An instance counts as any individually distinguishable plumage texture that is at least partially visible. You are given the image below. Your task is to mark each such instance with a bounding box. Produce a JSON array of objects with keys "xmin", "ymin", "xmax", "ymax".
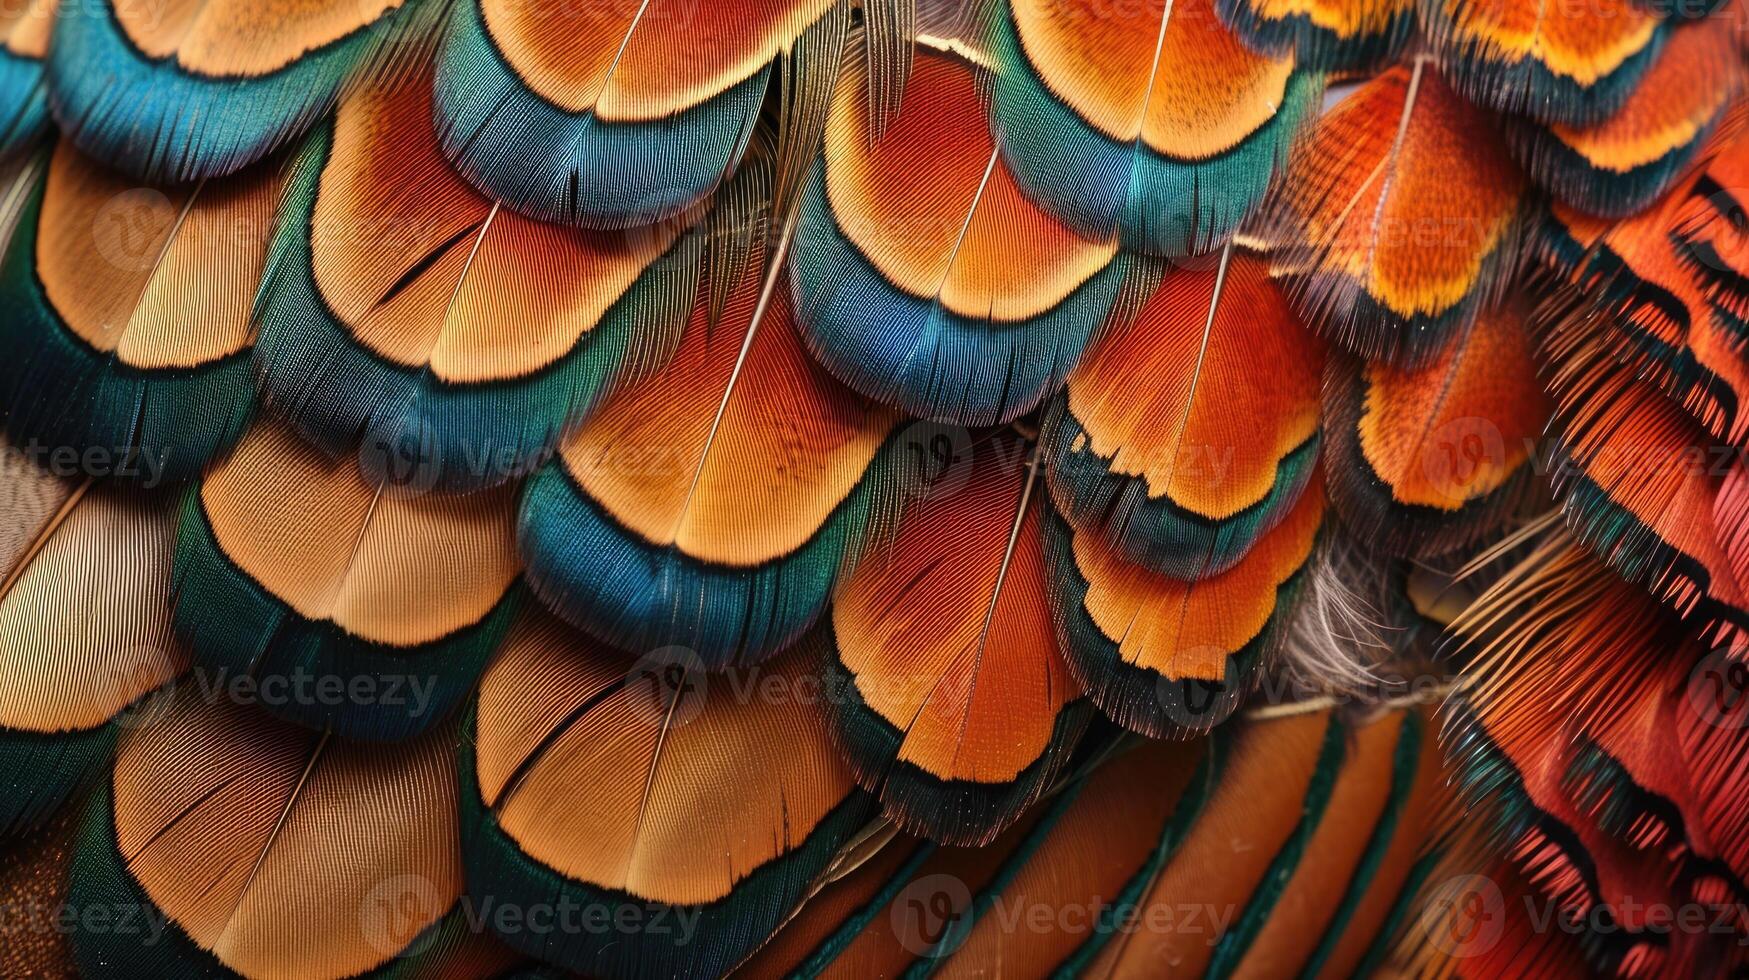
[
  {"xmin": 0, "ymin": 0, "xmax": 53, "ymax": 158},
  {"xmin": 740, "ymin": 703, "xmax": 1447, "ymax": 978},
  {"xmin": 1443, "ymin": 538, "xmax": 1749, "ymax": 974},
  {"xmin": 1507, "ymin": 15, "xmax": 1745, "ymax": 218},
  {"xmin": 1421, "ymin": 0, "xmax": 1668, "ymax": 126},
  {"xmin": 1255, "ymin": 59, "xmax": 1527, "ymax": 367},
  {"xmin": 46, "ymin": 0, "xmax": 426, "ymax": 182},
  {"xmin": 988, "ymin": 0, "xmax": 1322, "ymax": 256},
  {"xmin": 2, "ymin": 0, "xmax": 1748, "ymax": 976},
  {"xmin": 175, "ymin": 418, "xmax": 523, "ymax": 741},
  {"xmin": 792, "ymin": 37, "xmax": 1127, "ymax": 425},
  {"xmin": 433, "ymin": 0, "xmax": 847, "ymax": 229},
  {"xmin": 70, "ymin": 689, "xmax": 500, "ymax": 977},
  {"xmin": 463, "ymin": 609, "xmax": 872, "ymax": 980},
  {"xmin": 0, "ymin": 142, "xmax": 267, "ymax": 484},
  {"xmin": 1042, "ymin": 248, "xmax": 1325, "ymax": 580},
  {"xmin": 518, "ymin": 159, "xmax": 902, "ymax": 667},
  {"xmin": 0, "ymin": 438, "xmax": 185, "ymax": 835},
  {"xmin": 1323, "ymin": 296, "xmax": 1550, "ymax": 556},
  {"xmin": 256, "ymin": 53, "xmax": 705, "ymax": 491},
  {"xmin": 1538, "ymin": 298, "xmax": 1749, "ymax": 645},
  {"xmin": 1539, "ymin": 117, "xmax": 1749, "ymax": 445},
  {"xmin": 1215, "ymin": 0, "xmax": 1415, "ymax": 71},
  {"xmin": 1047, "ymin": 472, "xmax": 1328, "ymax": 737},
  {"xmin": 821, "ymin": 431, "xmax": 1088, "ymax": 846}
]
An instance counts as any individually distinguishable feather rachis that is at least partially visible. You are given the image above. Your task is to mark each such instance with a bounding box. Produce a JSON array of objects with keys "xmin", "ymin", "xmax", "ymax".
[
  {"xmin": 463, "ymin": 609, "xmax": 873, "ymax": 980},
  {"xmin": 1257, "ymin": 59, "xmax": 1527, "ymax": 368},
  {"xmin": 792, "ymin": 37, "xmax": 1126, "ymax": 424},
  {"xmin": 518, "ymin": 149, "xmax": 902, "ymax": 667},
  {"xmin": 255, "ymin": 52, "xmax": 708, "ymax": 491},
  {"xmin": 1043, "ymin": 247, "xmax": 1324, "ymax": 580},
  {"xmin": 823, "ymin": 431, "xmax": 1090, "ymax": 846},
  {"xmin": 989, "ymin": 0, "xmax": 1322, "ymax": 256}
]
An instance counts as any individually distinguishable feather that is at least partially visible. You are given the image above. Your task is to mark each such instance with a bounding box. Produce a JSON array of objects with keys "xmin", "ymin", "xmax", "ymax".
[
  {"xmin": 791, "ymin": 37, "xmax": 1127, "ymax": 425},
  {"xmin": 745, "ymin": 705, "xmax": 1446, "ymax": 979},
  {"xmin": 1421, "ymin": 0, "xmax": 1668, "ymax": 126},
  {"xmin": 1537, "ymin": 118, "xmax": 1749, "ymax": 447},
  {"xmin": 432, "ymin": 0, "xmax": 847, "ymax": 228},
  {"xmin": 1255, "ymin": 59, "xmax": 1527, "ymax": 368},
  {"xmin": 460, "ymin": 608, "xmax": 874, "ymax": 980},
  {"xmin": 1403, "ymin": 857, "xmax": 1614, "ymax": 979},
  {"xmin": 729, "ymin": 831, "xmax": 941, "ymax": 978},
  {"xmin": 0, "ymin": 438, "xmax": 185, "ymax": 836},
  {"xmin": 255, "ymin": 54, "xmax": 709, "ymax": 493},
  {"xmin": 1537, "ymin": 297, "xmax": 1749, "ymax": 646},
  {"xmin": 1274, "ymin": 531, "xmax": 1400, "ymax": 694},
  {"xmin": 819, "ymin": 430, "xmax": 1091, "ymax": 847},
  {"xmin": 1045, "ymin": 473, "xmax": 1327, "ymax": 738},
  {"xmin": 1678, "ymin": 648, "xmax": 1749, "ymax": 899},
  {"xmin": 1182, "ymin": 710, "xmax": 1425, "ymax": 980},
  {"xmin": 862, "ymin": 0, "xmax": 918, "ymax": 133},
  {"xmin": 0, "ymin": 0, "xmax": 53, "ymax": 158},
  {"xmin": 1323, "ymin": 295, "xmax": 1550, "ymax": 557},
  {"xmin": 1042, "ymin": 247, "xmax": 1325, "ymax": 581},
  {"xmin": 1213, "ymin": 0, "xmax": 1415, "ymax": 72},
  {"xmin": 173, "ymin": 418, "xmax": 522, "ymax": 741},
  {"xmin": 517, "ymin": 194, "xmax": 902, "ymax": 669},
  {"xmin": 736, "ymin": 803, "xmax": 1087, "ymax": 978},
  {"xmin": 46, "ymin": 0, "xmax": 431, "ymax": 183},
  {"xmin": 1508, "ymin": 18, "xmax": 1744, "ymax": 218},
  {"xmin": 1672, "ymin": 127, "xmax": 1749, "ymax": 357},
  {"xmin": 0, "ymin": 141, "xmax": 272, "ymax": 486},
  {"xmin": 67, "ymin": 688, "xmax": 491, "ymax": 978},
  {"xmin": 1443, "ymin": 540, "xmax": 1749, "ymax": 973},
  {"xmin": 988, "ymin": 0, "xmax": 1322, "ymax": 257}
]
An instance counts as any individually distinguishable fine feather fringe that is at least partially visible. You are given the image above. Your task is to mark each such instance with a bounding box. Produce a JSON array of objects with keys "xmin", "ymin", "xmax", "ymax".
[
  {"xmin": 1256, "ymin": 57, "xmax": 1529, "ymax": 368},
  {"xmin": 1275, "ymin": 530, "xmax": 1395, "ymax": 698},
  {"xmin": 0, "ymin": 147, "xmax": 38, "ymax": 258},
  {"xmin": 861, "ymin": 0, "xmax": 918, "ymax": 136},
  {"xmin": 775, "ymin": 3, "xmax": 853, "ymax": 223}
]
